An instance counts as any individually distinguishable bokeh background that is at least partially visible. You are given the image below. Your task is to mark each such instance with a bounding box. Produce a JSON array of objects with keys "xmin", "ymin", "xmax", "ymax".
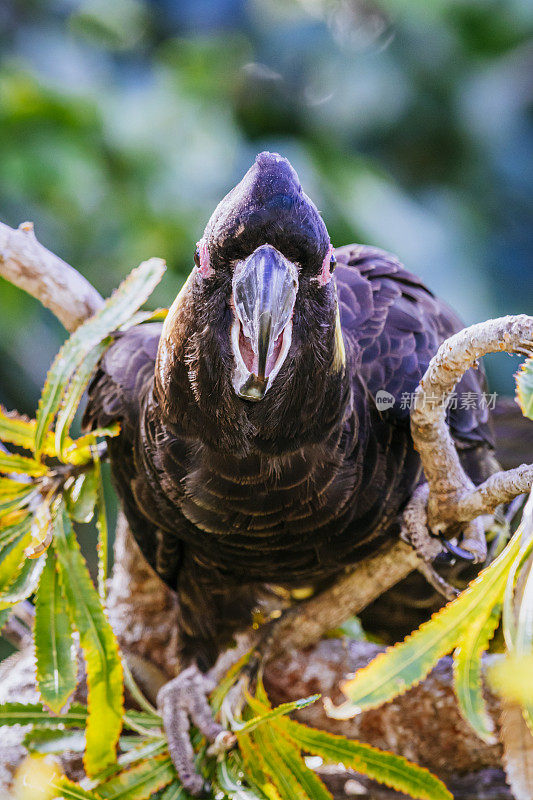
[{"xmin": 1, "ymin": 0, "xmax": 532, "ymax": 414}]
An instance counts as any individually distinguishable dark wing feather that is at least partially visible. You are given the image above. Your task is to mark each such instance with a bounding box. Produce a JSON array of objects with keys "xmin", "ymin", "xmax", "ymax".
[
  {"xmin": 83, "ymin": 323, "xmax": 184, "ymax": 579},
  {"xmin": 335, "ymin": 244, "xmax": 498, "ymax": 484}
]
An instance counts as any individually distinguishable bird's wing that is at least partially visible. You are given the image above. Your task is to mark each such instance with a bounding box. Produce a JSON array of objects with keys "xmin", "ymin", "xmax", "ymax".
[
  {"xmin": 83, "ymin": 323, "xmax": 183, "ymax": 583},
  {"xmin": 334, "ymin": 244, "xmax": 498, "ymax": 484}
]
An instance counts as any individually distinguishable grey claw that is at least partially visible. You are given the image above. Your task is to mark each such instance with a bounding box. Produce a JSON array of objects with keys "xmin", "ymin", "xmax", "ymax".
[{"xmin": 157, "ymin": 664, "xmax": 226, "ymax": 796}]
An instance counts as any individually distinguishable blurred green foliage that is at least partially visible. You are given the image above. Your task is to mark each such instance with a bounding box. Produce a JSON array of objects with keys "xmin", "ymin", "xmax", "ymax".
[{"xmin": 1, "ymin": 0, "xmax": 532, "ymax": 416}]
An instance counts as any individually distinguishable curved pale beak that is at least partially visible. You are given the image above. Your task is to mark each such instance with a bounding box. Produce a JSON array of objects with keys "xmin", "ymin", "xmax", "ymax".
[{"xmin": 231, "ymin": 244, "xmax": 298, "ymax": 401}]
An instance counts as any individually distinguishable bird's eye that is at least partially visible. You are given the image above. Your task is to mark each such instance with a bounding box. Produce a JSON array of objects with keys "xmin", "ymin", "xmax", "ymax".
[
  {"xmin": 330, "ymin": 253, "xmax": 337, "ymax": 273},
  {"xmin": 194, "ymin": 247, "xmax": 201, "ymax": 268}
]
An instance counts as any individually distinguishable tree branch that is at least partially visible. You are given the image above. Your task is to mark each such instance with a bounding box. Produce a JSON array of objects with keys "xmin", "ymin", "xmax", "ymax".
[
  {"xmin": 411, "ymin": 316, "xmax": 533, "ymax": 534},
  {"xmin": 0, "ymin": 220, "xmax": 103, "ymax": 331}
]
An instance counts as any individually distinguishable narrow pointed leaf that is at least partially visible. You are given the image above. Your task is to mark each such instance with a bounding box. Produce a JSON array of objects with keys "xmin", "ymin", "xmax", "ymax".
[
  {"xmin": 237, "ymin": 694, "xmax": 319, "ymax": 733},
  {"xmin": 24, "ymin": 728, "xmax": 86, "ymax": 754},
  {"xmin": 55, "ymin": 339, "xmax": 111, "ymax": 459},
  {"xmin": 94, "ymin": 755, "xmax": 175, "ymax": 799},
  {"xmin": 252, "ymin": 721, "xmax": 312, "ymax": 800},
  {"xmin": 53, "ymin": 504, "xmax": 123, "ymax": 775},
  {"xmin": 234, "ymin": 740, "xmax": 283, "ymax": 800},
  {"xmin": 0, "ymin": 450, "xmax": 47, "ymax": 476},
  {"xmin": 51, "ymin": 776, "xmax": 101, "ymax": 800},
  {"xmin": 247, "ymin": 693, "xmax": 452, "ymax": 800},
  {"xmin": 0, "ymin": 550, "xmax": 46, "ymax": 609},
  {"xmin": 0, "ymin": 526, "xmax": 32, "ymax": 595},
  {"xmin": 0, "ymin": 486, "xmax": 36, "ymax": 515},
  {"xmin": 0, "ymin": 476, "xmax": 33, "ymax": 495},
  {"xmin": 35, "ymin": 550, "xmax": 77, "ymax": 713},
  {"xmin": 0, "ymin": 702, "xmax": 88, "ymax": 727},
  {"xmin": 35, "ymin": 257, "xmax": 165, "ymax": 455},
  {"xmin": 327, "ymin": 528, "xmax": 523, "ymax": 718},
  {"xmin": 453, "ymin": 602, "xmax": 502, "ymax": 744},
  {"xmin": 0, "ymin": 517, "xmax": 31, "ymax": 549},
  {"xmin": 0, "ymin": 407, "xmax": 36, "ymax": 450},
  {"xmin": 94, "ymin": 450, "xmax": 108, "ymax": 601}
]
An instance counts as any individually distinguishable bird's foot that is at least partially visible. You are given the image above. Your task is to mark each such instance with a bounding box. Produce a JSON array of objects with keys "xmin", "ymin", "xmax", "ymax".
[{"xmin": 157, "ymin": 664, "xmax": 236, "ymax": 797}]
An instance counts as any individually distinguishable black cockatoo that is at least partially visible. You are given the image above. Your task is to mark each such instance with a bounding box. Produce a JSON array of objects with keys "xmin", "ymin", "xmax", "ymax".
[{"xmin": 84, "ymin": 152, "xmax": 498, "ymax": 793}]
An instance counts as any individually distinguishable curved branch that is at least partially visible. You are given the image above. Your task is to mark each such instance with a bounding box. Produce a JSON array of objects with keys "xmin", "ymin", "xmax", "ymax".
[
  {"xmin": 411, "ymin": 315, "xmax": 533, "ymax": 531},
  {"xmin": 0, "ymin": 220, "xmax": 103, "ymax": 332}
]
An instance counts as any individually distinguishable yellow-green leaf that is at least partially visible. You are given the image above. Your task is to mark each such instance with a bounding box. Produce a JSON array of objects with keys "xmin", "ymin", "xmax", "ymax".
[
  {"xmin": 51, "ymin": 776, "xmax": 101, "ymax": 800},
  {"xmin": 95, "ymin": 755, "xmax": 176, "ymax": 800},
  {"xmin": 453, "ymin": 602, "xmax": 502, "ymax": 744},
  {"xmin": 53, "ymin": 503, "xmax": 124, "ymax": 776},
  {"xmin": 248, "ymin": 693, "xmax": 451, "ymax": 800},
  {"xmin": 237, "ymin": 694, "xmax": 319, "ymax": 733},
  {"xmin": 0, "ymin": 526, "xmax": 32, "ymax": 596},
  {"xmin": 327, "ymin": 528, "xmax": 523, "ymax": 718},
  {"xmin": 55, "ymin": 339, "xmax": 111, "ymax": 460},
  {"xmin": 0, "ymin": 702, "xmax": 88, "ymax": 727},
  {"xmin": 35, "ymin": 258, "xmax": 165, "ymax": 456},
  {"xmin": 516, "ymin": 357, "xmax": 533, "ymax": 420},
  {"xmin": 0, "ymin": 550, "xmax": 46, "ymax": 609},
  {"xmin": 0, "ymin": 407, "xmax": 36, "ymax": 451},
  {"xmin": 237, "ymin": 733, "xmax": 283, "ymax": 800},
  {"xmin": 0, "ymin": 450, "xmax": 47, "ymax": 476},
  {"xmin": 35, "ymin": 550, "xmax": 77, "ymax": 713}
]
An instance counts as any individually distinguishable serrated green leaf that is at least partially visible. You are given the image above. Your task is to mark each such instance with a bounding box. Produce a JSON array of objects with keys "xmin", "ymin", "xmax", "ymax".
[
  {"xmin": 251, "ymin": 720, "xmax": 311, "ymax": 800},
  {"xmin": 35, "ymin": 550, "xmax": 77, "ymax": 713},
  {"xmin": 35, "ymin": 258, "xmax": 165, "ymax": 456},
  {"xmin": 51, "ymin": 776, "xmax": 102, "ymax": 800},
  {"xmin": 0, "ymin": 550, "xmax": 46, "ymax": 609},
  {"xmin": 53, "ymin": 503, "xmax": 124, "ymax": 775},
  {"xmin": 0, "ymin": 516, "xmax": 31, "ymax": 549},
  {"xmin": 94, "ymin": 449, "xmax": 108, "ymax": 602},
  {"xmin": 516, "ymin": 357, "xmax": 533, "ymax": 420},
  {"xmin": 24, "ymin": 727, "xmax": 86, "ymax": 754},
  {"xmin": 0, "ymin": 476, "xmax": 33, "ymax": 495},
  {"xmin": 248, "ymin": 692, "xmax": 452, "ymax": 800},
  {"xmin": 0, "ymin": 526, "xmax": 32, "ymax": 595},
  {"xmin": 236, "ymin": 735, "xmax": 282, "ymax": 800},
  {"xmin": 0, "ymin": 485, "xmax": 37, "ymax": 515},
  {"xmin": 86, "ymin": 739, "xmax": 167, "ymax": 786},
  {"xmin": 66, "ymin": 470, "xmax": 98, "ymax": 524},
  {"xmin": 0, "ymin": 449, "xmax": 47, "ymax": 476},
  {"xmin": 236, "ymin": 694, "xmax": 319, "ymax": 734},
  {"xmin": 0, "ymin": 702, "xmax": 87, "ymax": 726},
  {"xmin": 453, "ymin": 602, "xmax": 502, "ymax": 744},
  {"xmin": 94, "ymin": 755, "xmax": 175, "ymax": 799},
  {"xmin": 55, "ymin": 339, "xmax": 111, "ymax": 460},
  {"xmin": 269, "ymin": 738, "xmax": 333, "ymax": 800},
  {"xmin": 0, "ymin": 406, "xmax": 36, "ymax": 450},
  {"xmin": 327, "ymin": 527, "xmax": 523, "ymax": 718}
]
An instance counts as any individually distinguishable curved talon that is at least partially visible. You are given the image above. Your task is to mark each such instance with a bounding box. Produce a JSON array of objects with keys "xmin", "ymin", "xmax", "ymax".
[{"xmin": 439, "ymin": 535, "xmax": 476, "ymax": 562}]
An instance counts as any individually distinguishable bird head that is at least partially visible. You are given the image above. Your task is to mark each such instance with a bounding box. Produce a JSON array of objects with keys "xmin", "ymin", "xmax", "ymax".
[{"xmin": 156, "ymin": 152, "xmax": 347, "ymax": 452}]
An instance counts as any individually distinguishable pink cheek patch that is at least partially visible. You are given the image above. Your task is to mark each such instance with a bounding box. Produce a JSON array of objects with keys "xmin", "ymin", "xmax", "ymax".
[
  {"xmin": 197, "ymin": 239, "xmax": 213, "ymax": 278},
  {"xmin": 318, "ymin": 243, "xmax": 336, "ymax": 286}
]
